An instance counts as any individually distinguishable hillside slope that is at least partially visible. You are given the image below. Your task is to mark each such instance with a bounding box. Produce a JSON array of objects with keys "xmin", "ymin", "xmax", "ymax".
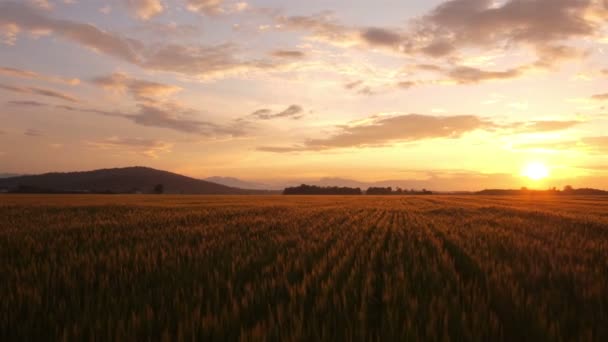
[{"xmin": 0, "ymin": 167, "xmax": 262, "ymax": 194}]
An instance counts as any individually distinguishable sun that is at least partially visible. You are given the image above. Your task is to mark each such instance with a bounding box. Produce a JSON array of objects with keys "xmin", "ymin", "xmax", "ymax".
[{"xmin": 522, "ymin": 162, "xmax": 550, "ymax": 180}]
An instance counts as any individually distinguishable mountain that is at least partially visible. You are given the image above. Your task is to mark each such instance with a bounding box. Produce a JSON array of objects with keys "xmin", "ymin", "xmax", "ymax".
[
  {"xmin": 0, "ymin": 173, "xmax": 21, "ymax": 179},
  {"xmin": 0, "ymin": 167, "xmax": 268, "ymax": 194},
  {"xmin": 205, "ymin": 177, "xmax": 276, "ymax": 190}
]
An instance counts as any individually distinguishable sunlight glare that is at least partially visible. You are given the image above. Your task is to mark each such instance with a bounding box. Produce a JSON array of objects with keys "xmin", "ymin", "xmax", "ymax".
[{"xmin": 522, "ymin": 162, "xmax": 550, "ymax": 180}]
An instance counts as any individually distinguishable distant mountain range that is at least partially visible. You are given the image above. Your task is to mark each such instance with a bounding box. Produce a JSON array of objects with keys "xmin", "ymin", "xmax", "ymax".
[
  {"xmin": 0, "ymin": 167, "xmax": 272, "ymax": 194},
  {"xmin": 205, "ymin": 177, "xmax": 438, "ymax": 191},
  {"xmin": 205, "ymin": 177, "xmax": 275, "ymax": 190}
]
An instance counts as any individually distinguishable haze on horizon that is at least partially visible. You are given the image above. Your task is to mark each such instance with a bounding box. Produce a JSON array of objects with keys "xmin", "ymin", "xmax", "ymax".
[{"xmin": 1, "ymin": 0, "xmax": 608, "ymax": 191}]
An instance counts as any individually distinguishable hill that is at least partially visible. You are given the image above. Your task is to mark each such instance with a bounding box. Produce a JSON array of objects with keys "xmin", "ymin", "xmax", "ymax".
[
  {"xmin": 0, "ymin": 167, "xmax": 268, "ymax": 194},
  {"xmin": 0, "ymin": 173, "xmax": 21, "ymax": 179}
]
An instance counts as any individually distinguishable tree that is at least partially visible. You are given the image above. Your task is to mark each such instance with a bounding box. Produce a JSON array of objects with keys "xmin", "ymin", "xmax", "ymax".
[{"xmin": 154, "ymin": 184, "xmax": 164, "ymax": 194}]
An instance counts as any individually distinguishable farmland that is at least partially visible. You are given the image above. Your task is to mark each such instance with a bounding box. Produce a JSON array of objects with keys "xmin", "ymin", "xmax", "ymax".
[{"xmin": 1, "ymin": 195, "xmax": 608, "ymax": 341}]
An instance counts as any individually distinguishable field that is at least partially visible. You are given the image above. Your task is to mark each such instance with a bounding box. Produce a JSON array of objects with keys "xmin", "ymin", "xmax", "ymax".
[{"xmin": 1, "ymin": 195, "xmax": 608, "ymax": 341}]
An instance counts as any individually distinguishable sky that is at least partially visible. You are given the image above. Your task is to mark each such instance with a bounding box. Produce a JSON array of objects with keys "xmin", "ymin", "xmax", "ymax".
[{"xmin": 0, "ymin": 0, "xmax": 608, "ymax": 190}]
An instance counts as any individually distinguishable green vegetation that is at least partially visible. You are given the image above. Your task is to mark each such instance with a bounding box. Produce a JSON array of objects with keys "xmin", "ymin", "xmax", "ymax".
[{"xmin": 1, "ymin": 195, "xmax": 607, "ymax": 341}]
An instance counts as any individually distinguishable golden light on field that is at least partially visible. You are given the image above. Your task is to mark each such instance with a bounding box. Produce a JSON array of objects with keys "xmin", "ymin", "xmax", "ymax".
[{"xmin": 522, "ymin": 162, "xmax": 550, "ymax": 181}]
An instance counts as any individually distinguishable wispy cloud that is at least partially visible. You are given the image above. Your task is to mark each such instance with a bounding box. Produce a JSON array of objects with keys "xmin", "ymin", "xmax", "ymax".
[
  {"xmin": 0, "ymin": 83, "xmax": 79, "ymax": 102},
  {"xmin": 91, "ymin": 72, "xmax": 181, "ymax": 102},
  {"xmin": 258, "ymin": 112, "xmax": 586, "ymax": 152},
  {"xmin": 248, "ymin": 105, "xmax": 304, "ymax": 120},
  {"xmin": 444, "ymin": 65, "xmax": 529, "ymax": 84},
  {"xmin": 0, "ymin": 2, "xmax": 285, "ymax": 79},
  {"xmin": 271, "ymin": 50, "xmax": 306, "ymax": 59},
  {"xmin": 7, "ymin": 100, "xmax": 48, "ymax": 107},
  {"xmin": 0, "ymin": 66, "xmax": 80, "ymax": 85},
  {"xmin": 88, "ymin": 136, "xmax": 172, "ymax": 158},
  {"xmin": 56, "ymin": 102, "xmax": 247, "ymax": 137},
  {"xmin": 24, "ymin": 128, "xmax": 43, "ymax": 137},
  {"xmin": 592, "ymin": 92, "xmax": 608, "ymax": 100},
  {"xmin": 258, "ymin": 114, "xmax": 492, "ymax": 152},
  {"xmin": 186, "ymin": 0, "xmax": 225, "ymax": 15},
  {"xmin": 124, "ymin": 0, "xmax": 164, "ymax": 20}
]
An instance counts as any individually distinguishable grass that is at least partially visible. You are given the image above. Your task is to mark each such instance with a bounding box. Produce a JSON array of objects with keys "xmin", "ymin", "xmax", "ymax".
[{"xmin": 1, "ymin": 194, "xmax": 607, "ymax": 341}]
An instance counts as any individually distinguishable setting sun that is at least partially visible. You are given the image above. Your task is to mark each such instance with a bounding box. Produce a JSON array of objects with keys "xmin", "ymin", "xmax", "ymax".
[{"xmin": 522, "ymin": 162, "xmax": 550, "ymax": 181}]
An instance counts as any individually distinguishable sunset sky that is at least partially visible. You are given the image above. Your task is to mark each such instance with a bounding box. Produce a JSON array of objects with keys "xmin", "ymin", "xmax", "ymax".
[{"xmin": 1, "ymin": 0, "xmax": 608, "ymax": 190}]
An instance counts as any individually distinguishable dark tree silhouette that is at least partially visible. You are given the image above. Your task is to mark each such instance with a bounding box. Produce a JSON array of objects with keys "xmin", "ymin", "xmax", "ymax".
[
  {"xmin": 283, "ymin": 184, "xmax": 362, "ymax": 195},
  {"xmin": 154, "ymin": 184, "xmax": 164, "ymax": 194},
  {"xmin": 366, "ymin": 187, "xmax": 433, "ymax": 195}
]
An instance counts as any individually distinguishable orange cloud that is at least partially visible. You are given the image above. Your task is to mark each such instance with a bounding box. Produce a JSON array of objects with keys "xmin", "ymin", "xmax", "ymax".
[
  {"xmin": 0, "ymin": 66, "xmax": 80, "ymax": 85},
  {"xmin": 0, "ymin": 83, "xmax": 79, "ymax": 102},
  {"xmin": 592, "ymin": 92, "xmax": 608, "ymax": 100},
  {"xmin": 258, "ymin": 114, "xmax": 492, "ymax": 152},
  {"xmin": 91, "ymin": 73, "xmax": 181, "ymax": 102},
  {"xmin": 186, "ymin": 0, "xmax": 225, "ymax": 15},
  {"xmin": 248, "ymin": 105, "xmax": 304, "ymax": 120},
  {"xmin": 124, "ymin": 0, "xmax": 164, "ymax": 20},
  {"xmin": 88, "ymin": 137, "xmax": 172, "ymax": 158},
  {"xmin": 271, "ymin": 50, "xmax": 306, "ymax": 59}
]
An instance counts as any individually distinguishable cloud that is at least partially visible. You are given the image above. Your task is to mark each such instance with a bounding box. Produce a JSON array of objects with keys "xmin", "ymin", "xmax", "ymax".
[
  {"xmin": 133, "ymin": 22, "xmax": 199, "ymax": 37},
  {"xmin": 0, "ymin": 23, "xmax": 20, "ymax": 45},
  {"xmin": 88, "ymin": 136, "xmax": 172, "ymax": 158},
  {"xmin": 360, "ymin": 27, "xmax": 404, "ymax": 47},
  {"xmin": 592, "ymin": 92, "xmax": 608, "ymax": 100},
  {"xmin": 0, "ymin": 2, "xmax": 281, "ymax": 79},
  {"xmin": 91, "ymin": 72, "xmax": 181, "ymax": 102},
  {"xmin": 7, "ymin": 100, "xmax": 48, "ymax": 107},
  {"xmin": 421, "ymin": 0, "xmax": 597, "ymax": 61},
  {"xmin": 271, "ymin": 50, "xmax": 306, "ymax": 58},
  {"xmin": 140, "ymin": 43, "xmax": 276, "ymax": 79},
  {"xmin": 124, "ymin": 0, "xmax": 163, "ymax": 20},
  {"xmin": 130, "ymin": 104, "xmax": 232, "ymax": 135},
  {"xmin": 397, "ymin": 81, "xmax": 416, "ymax": 89},
  {"xmin": 99, "ymin": 5, "xmax": 112, "ymax": 14},
  {"xmin": 342, "ymin": 80, "xmax": 379, "ymax": 95},
  {"xmin": 0, "ymin": 65, "xmax": 80, "ymax": 85},
  {"xmin": 88, "ymin": 73, "xmax": 247, "ymax": 135},
  {"xmin": 24, "ymin": 128, "xmax": 43, "ymax": 137},
  {"xmin": 509, "ymin": 120, "xmax": 583, "ymax": 133},
  {"xmin": 521, "ymin": 120, "xmax": 582, "ymax": 132},
  {"xmin": 415, "ymin": 64, "xmax": 444, "ymax": 72},
  {"xmin": 420, "ymin": 40, "xmax": 455, "ymax": 57},
  {"xmin": 515, "ymin": 135, "xmax": 608, "ymax": 153},
  {"xmin": 249, "ymin": 105, "xmax": 304, "ymax": 120},
  {"xmin": 344, "ymin": 80, "xmax": 364, "ymax": 90},
  {"xmin": 276, "ymin": 12, "xmax": 360, "ymax": 47},
  {"xmin": 0, "ymin": 2, "xmax": 141, "ymax": 63},
  {"xmin": 0, "ymin": 83, "xmax": 79, "ymax": 102},
  {"xmin": 55, "ymin": 102, "xmax": 246, "ymax": 137},
  {"xmin": 186, "ymin": 0, "xmax": 225, "ymax": 15},
  {"xmin": 272, "ymin": 0, "xmax": 601, "ymax": 77},
  {"xmin": 258, "ymin": 113, "xmax": 491, "ymax": 152},
  {"xmin": 445, "ymin": 65, "xmax": 528, "ymax": 84},
  {"xmin": 582, "ymin": 136, "xmax": 608, "ymax": 153},
  {"xmin": 29, "ymin": 0, "xmax": 53, "ymax": 10}
]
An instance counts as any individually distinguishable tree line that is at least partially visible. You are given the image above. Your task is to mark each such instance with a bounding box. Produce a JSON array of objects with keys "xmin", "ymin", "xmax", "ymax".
[{"xmin": 283, "ymin": 185, "xmax": 433, "ymax": 195}]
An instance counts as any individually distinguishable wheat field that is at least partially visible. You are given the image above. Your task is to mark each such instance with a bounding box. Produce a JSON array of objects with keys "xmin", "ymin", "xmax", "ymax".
[{"xmin": 1, "ymin": 195, "xmax": 607, "ymax": 341}]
